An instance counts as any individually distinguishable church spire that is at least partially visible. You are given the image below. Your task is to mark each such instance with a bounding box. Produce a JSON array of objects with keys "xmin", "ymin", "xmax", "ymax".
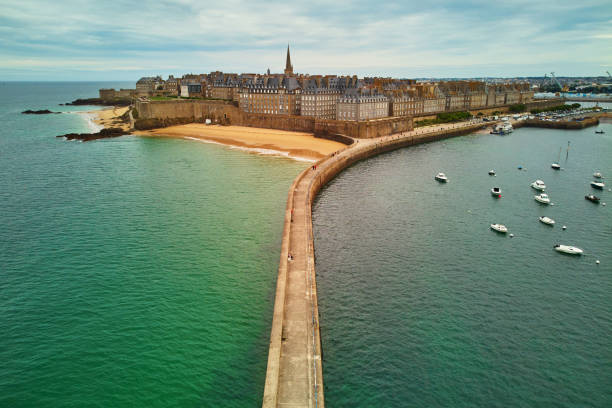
[{"xmin": 284, "ymin": 44, "xmax": 293, "ymax": 75}]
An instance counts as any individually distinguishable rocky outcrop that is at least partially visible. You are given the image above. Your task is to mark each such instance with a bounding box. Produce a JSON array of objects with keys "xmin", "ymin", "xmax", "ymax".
[
  {"xmin": 57, "ymin": 127, "xmax": 129, "ymax": 142},
  {"xmin": 22, "ymin": 109, "xmax": 60, "ymax": 114},
  {"xmin": 62, "ymin": 98, "xmax": 131, "ymax": 106}
]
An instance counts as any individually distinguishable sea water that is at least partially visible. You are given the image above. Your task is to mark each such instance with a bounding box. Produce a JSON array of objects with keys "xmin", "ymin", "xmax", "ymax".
[
  {"xmin": 313, "ymin": 123, "xmax": 612, "ymax": 407},
  {"xmin": 0, "ymin": 82, "xmax": 304, "ymax": 407}
]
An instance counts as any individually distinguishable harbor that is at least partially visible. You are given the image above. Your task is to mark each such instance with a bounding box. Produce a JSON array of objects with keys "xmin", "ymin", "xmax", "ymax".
[
  {"xmin": 263, "ymin": 120, "xmax": 493, "ymax": 407},
  {"xmin": 312, "ymin": 121, "xmax": 611, "ymax": 406}
]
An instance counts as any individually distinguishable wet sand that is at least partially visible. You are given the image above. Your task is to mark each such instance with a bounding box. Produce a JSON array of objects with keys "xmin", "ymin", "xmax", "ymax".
[{"xmin": 135, "ymin": 124, "xmax": 346, "ymax": 161}]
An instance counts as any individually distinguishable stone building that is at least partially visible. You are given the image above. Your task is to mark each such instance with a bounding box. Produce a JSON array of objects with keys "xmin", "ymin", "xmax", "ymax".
[
  {"xmin": 389, "ymin": 91, "xmax": 422, "ymax": 116},
  {"xmin": 209, "ymin": 73, "xmax": 240, "ymax": 100},
  {"xmin": 336, "ymin": 90, "xmax": 389, "ymax": 121},
  {"xmin": 301, "ymin": 88, "xmax": 340, "ymax": 119},
  {"xmin": 239, "ymin": 76, "xmax": 301, "ymax": 115},
  {"xmin": 136, "ymin": 76, "xmax": 163, "ymax": 94},
  {"xmin": 163, "ymin": 75, "xmax": 179, "ymax": 95}
]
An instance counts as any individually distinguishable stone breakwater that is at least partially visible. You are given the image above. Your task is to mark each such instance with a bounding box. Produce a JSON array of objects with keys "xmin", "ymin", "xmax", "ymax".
[
  {"xmin": 518, "ymin": 116, "xmax": 599, "ymax": 130},
  {"xmin": 263, "ymin": 121, "xmax": 487, "ymax": 408}
]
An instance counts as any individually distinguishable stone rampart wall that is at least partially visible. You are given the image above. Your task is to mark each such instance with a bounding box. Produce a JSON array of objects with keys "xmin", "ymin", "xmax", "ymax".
[
  {"xmin": 412, "ymin": 99, "xmax": 568, "ymax": 121},
  {"xmin": 135, "ymin": 100, "xmax": 413, "ymax": 139},
  {"xmin": 136, "ymin": 99, "xmax": 563, "ymax": 139},
  {"xmin": 136, "ymin": 100, "xmax": 240, "ymax": 123}
]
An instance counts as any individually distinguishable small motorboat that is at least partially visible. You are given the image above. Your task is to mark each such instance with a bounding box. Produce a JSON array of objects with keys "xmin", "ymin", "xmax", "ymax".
[
  {"xmin": 488, "ymin": 170, "xmax": 496, "ymax": 176},
  {"xmin": 490, "ymin": 224, "xmax": 508, "ymax": 233},
  {"xmin": 552, "ymin": 147, "xmax": 561, "ymax": 170},
  {"xmin": 530, "ymin": 180, "xmax": 546, "ymax": 191},
  {"xmin": 435, "ymin": 173, "xmax": 448, "ymax": 182},
  {"xmin": 585, "ymin": 195, "xmax": 600, "ymax": 203},
  {"xmin": 491, "ymin": 187, "xmax": 502, "ymax": 197},
  {"xmin": 490, "ymin": 123, "xmax": 513, "ymax": 135},
  {"xmin": 534, "ymin": 193, "xmax": 551, "ymax": 204},
  {"xmin": 554, "ymin": 244, "xmax": 584, "ymax": 255},
  {"xmin": 539, "ymin": 216, "xmax": 555, "ymax": 226},
  {"xmin": 593, "ymin": 172, "xmax": 603, "ymax": 179},
  {"xmin": 590, "ymin": 181, "xmax": 605, "ymax": 190},
  {"xmin": 595, "ymin": 130, "xmax": 605, "ymax": 134}
]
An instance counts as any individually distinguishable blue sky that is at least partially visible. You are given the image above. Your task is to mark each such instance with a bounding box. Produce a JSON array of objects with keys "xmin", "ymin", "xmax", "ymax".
[{"xmin": 1, "ymin": 0, "xmax": 611, "ymax": 81}]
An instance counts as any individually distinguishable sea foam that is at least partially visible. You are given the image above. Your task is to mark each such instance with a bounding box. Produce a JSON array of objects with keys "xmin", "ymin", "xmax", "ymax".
[{"xmin": 183, "ymin": 136, "xmax": 316, "ymax": 162}]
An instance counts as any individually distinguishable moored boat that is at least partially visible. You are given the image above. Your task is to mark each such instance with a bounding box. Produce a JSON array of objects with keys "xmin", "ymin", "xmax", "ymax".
[
  {"xmin": 551, "ymin": 147, "xmax": 561, "ymax": 169},
  {"xmin": 593, "ymin": 172, "xmax": 603, "ymax": 179},
  {"xmin": 491, "ymin": 187, "xmax": 502, "ymax": 197},
  {"xmin": 534, "ymin": 193, "xmax": 551, "ymax": 204},
  {"xmin": 590, "ymin": 181, "xmax": 605, "ymax": 190},
  {"xmin": 595, "ymin": 130, "xmax": 604, "ymax": 134},
  {"xmin": 490, "ymin": 224, "xmax": 508, "ymax": 233},
  {"xmin": 490, "ymin": 123, "xmax": 513, "ymax": 135},
  {"xmin": 554, "ymin": 244, "xmax": 584, "ymax": 255},
  {"xmin": 488, "ymin": 170, "xmax": 496, "ymax": 176},
  {"xmin": 585, "ymin": 194, "xmax": 600, "ymax": 203},
  {"xmin": 435, "ymin": 172, "xmax": 448, "ymax": 182},
  {"xmin": 539, "ymin": 216, "xmax": 555, "ymax": 226},
  {"xmin": 530, "ymin": 180, "xmax": 546, "ymax": 191}
]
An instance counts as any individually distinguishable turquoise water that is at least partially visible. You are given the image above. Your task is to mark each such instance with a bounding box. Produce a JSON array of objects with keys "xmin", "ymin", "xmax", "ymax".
[
  {"xmin": 314, "ymin": 124, "xmax": 612, "ymax": 407},
  {"xmin": 0, "ymin": 83, "xmax": 304, "ymax": 406}
]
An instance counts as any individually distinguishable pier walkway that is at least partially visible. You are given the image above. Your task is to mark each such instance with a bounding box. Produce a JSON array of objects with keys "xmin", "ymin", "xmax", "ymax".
[{"xmin": 262, "ymin": 120, "xmax": 488, "ymax": 408}]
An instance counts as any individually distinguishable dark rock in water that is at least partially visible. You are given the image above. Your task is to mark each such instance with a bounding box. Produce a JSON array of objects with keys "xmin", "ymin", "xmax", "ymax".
[
  {"xmin": 22, "ymin": 109, "xmax": 60, "ymax": 114},
  {"xmin": 65, "ymin": 98, "xmax": 131, "ymax": 106},
  {"xmin": 57, "ymin": 127, "xmax": 128, "ymax": 142}
]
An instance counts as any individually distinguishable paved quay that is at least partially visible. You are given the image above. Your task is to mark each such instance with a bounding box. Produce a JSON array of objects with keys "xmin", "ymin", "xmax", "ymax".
[{"xmin": 262, "ymin": 120, "xmax": 488, "ymax": 408}]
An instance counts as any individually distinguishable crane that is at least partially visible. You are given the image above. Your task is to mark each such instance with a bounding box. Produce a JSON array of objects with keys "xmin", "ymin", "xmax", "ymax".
[{"xmin": 550, "ymin": 72, "xmax": 569, "ymax": 92}]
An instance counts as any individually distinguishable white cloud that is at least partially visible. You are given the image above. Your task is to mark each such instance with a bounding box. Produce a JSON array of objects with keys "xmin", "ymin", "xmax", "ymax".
[{"xmin": 0, "ymin": 0, "xmax": 611, "ymax": 78}]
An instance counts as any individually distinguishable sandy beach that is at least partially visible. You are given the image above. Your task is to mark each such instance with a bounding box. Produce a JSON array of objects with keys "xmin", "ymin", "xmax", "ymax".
[
  {"xmin": 135, "ymin": 124, "xmax": 346, "ymax": 161},
  {"xmin": 89, "ymin": 106, "xmax": 130, "ymax": 131}
]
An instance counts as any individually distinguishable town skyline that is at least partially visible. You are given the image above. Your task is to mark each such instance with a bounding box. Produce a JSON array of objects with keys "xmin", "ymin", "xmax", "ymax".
[{"xmin": 2, "ymin": 0, "xmax": 611, "ymax": 81}]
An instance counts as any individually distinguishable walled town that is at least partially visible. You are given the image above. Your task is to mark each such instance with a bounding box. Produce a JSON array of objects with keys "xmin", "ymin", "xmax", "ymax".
[
  {"xmin": 100, "ymin": 46, "xmax": 556, "ymax": 138},
  {"xmin": 103, "ymin": 46, "xmax": 535, "ymax": 118}
]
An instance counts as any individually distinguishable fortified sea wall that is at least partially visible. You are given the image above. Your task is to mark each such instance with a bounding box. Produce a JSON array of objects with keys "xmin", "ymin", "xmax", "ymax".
[
  {"xmin": 413, "ymin": 99, "xmax": 567, "ymax": 121},
  {"xmin": 134, "ymin": 99, "xmax": 564, "ymax": 139},
  {"xmin": 263, "ymin": 121, "xmax": 489, "ymax": 408},
  {"xmin": 134, "ymin": 100, "xmax": 413, "ymax": 138}
]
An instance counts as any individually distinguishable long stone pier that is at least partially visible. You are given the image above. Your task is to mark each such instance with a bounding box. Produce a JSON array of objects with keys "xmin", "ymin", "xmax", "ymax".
[{"xmin": 262, "ymin": 120, "xmax": 488, "ymax": 408}]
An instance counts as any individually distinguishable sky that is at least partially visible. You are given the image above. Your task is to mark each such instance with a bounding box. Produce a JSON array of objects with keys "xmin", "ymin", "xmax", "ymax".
[{"xmin": 1, "ymin": 0, "xmax": 611, "ymax": 81}]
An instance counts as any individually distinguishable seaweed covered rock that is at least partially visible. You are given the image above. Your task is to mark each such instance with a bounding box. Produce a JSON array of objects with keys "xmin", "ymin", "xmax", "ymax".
[
  {"xmin": 57, "ymin": 127, "xmax": 128, "ymax": 142},
  {"xmin": 22, "ymin": 109, "xmax": 60, "ymax": 114}
]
